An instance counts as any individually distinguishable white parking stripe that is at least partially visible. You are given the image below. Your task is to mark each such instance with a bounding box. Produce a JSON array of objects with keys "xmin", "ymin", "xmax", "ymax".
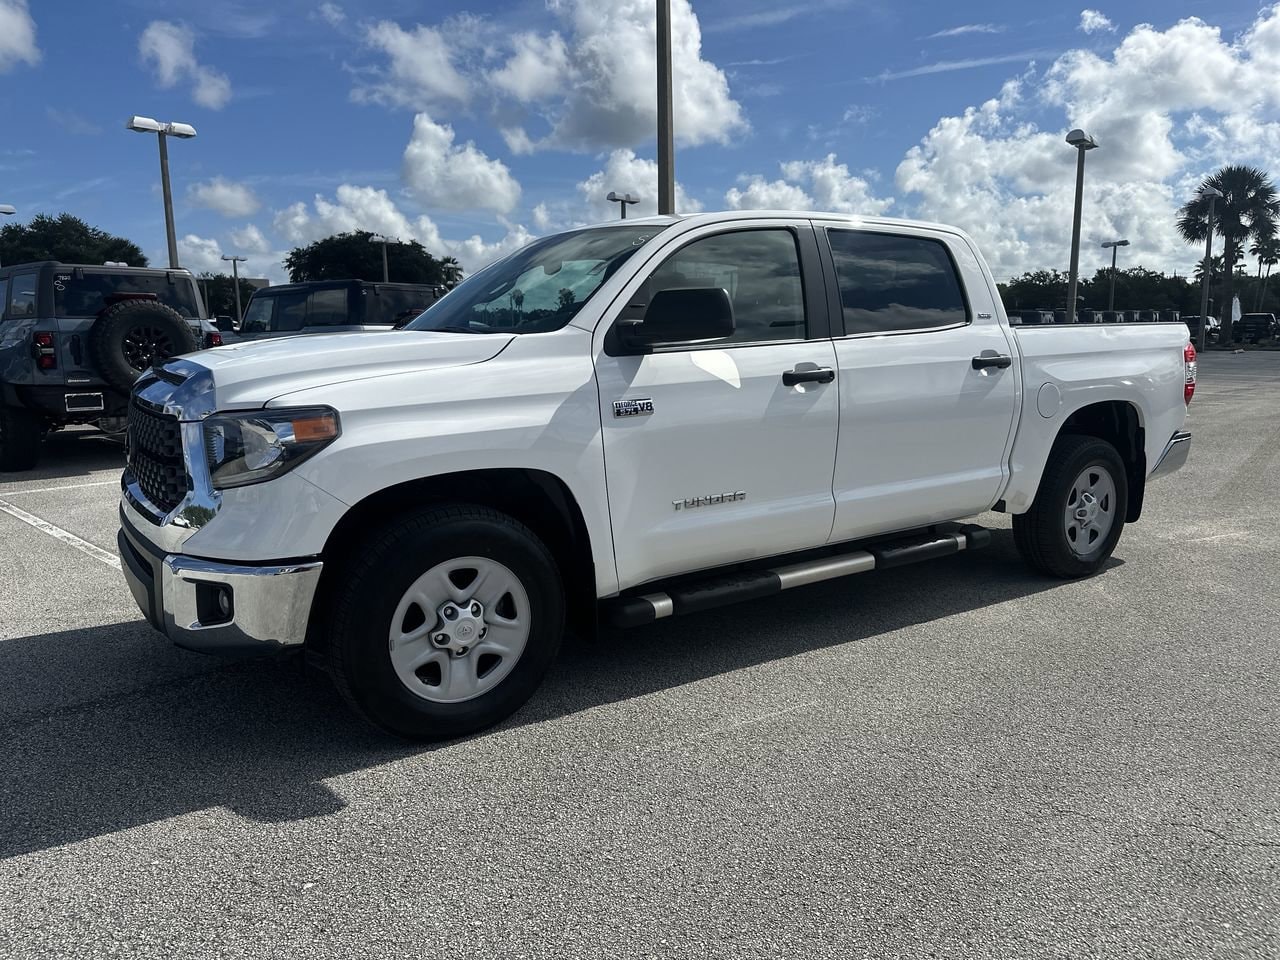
[
  {"xmin": 0, "ymin": 496, "xmax": 122, "ymax": 570},
  {"xmin": 0, "ymin": 479, "xmax": 119, "ymax": 496}
]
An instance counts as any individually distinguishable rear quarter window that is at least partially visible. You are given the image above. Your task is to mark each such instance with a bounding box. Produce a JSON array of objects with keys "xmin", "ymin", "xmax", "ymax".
[{"xmin": 6, "ymin": 272, "xmax": 38, "ymax": 318}]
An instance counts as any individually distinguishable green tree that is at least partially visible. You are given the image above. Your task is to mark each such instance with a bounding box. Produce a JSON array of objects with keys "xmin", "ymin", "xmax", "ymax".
[
  {"xmin": 1178, "ymin": 165, "xmax": 1279, "ymax": 344},
  {"xmin": 0, "ymin": 213, "xmax": 147, "ymax": 267},
  {"xmin": 283, "ymin": 230, "xmax": 462, "ymax": 285},
  {"xmin": 557, "ymin": 288, "xmax": 576, "ymax": 311},
  {"xmin": 196, "ymin": 272, "xmax": 259, "ymax": 319}
]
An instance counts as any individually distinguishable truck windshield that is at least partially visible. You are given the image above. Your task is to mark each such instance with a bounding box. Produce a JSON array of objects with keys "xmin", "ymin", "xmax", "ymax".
[
  {"xmin": 55, "ymin": 272, "xmax": 202, "ymax": 318},
  {"xmin": 406, "ymin": 225, "xmax": 668, "ymax": 334}
]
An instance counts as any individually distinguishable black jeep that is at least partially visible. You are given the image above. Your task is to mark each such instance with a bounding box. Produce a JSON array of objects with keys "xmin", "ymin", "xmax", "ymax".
[{"xmin": 0, "ymin": 262, "xmax": 220, "ymax": 470}]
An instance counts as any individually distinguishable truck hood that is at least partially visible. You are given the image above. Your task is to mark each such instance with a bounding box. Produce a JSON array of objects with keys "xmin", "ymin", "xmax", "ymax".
[{"xmin": 186, "ymin": 331, "xmax": 514, "ymax": 408}]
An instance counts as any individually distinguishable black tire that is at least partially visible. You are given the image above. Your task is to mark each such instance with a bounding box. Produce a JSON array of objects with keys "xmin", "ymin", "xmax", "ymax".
[
  {"xmin": 1013, "ymin": 435, "xmax": 1129, "ymax": 579},
  {"xmin": 89, "ymin": 300, "xmax": 199, "ymax": 394},
  {"xmin": 0, "ymin": 405, "xmax": 42, "ymax": 472},
  {"xmin": 327, "ymin": 504, "xmax": 565, "ymax": 740}
]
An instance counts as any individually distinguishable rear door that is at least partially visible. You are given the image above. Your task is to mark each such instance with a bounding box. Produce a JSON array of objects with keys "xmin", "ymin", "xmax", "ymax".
[
  {"xmin": 594, "ymin": 220, "xmax": 841, "ymax": 590},
  {"xmin": 820, "ymin": 224, "xmax": 1019, "ymax": 542}
]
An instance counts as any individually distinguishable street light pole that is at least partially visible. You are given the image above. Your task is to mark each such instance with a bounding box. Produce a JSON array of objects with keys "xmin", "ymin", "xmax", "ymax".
[
  {"xmin": 1065, "ymin": 128, "xmax": 1098, "ymax": 324},
  {"xmin": 1101, "ymin": 239, "xmax": 1129, "ymax": 312},
  {"xmin": 127, "ymin": 117, "xmax": 197, "ymax": 269},
  {"xmin": 221, "ymin": 254, "xmax": 247, "ymax": 322},
  {"xmin": 0, "ymin": 204, "xmax": 14, "ymax": 269},
  {"xmin": 656, "ymin": 0, "xmax": 675, "ymax": 215},
  {"xmin": 369, "ymin": 234, "xmax": 402, "ymax": 282},
  {"xmin": 1197, "ymin": 186, "xmax": 1222, "ymax": 353},
  {"xmin": 606, "ymin": 191, "xmax": 640, "ymax": 219}
]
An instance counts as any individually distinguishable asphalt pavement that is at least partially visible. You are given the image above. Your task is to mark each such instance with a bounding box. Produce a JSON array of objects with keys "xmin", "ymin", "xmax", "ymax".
[{"xmin": 1, "ymin": 352, "xmax": 1277, "ymax": 958}]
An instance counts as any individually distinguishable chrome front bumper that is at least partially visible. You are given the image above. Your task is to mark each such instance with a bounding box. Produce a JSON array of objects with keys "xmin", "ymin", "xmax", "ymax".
[
  {"xmin": 118, "ymin": 507, "xmax": 322, "ymax": 654},
  {"xmin": 1149, "ymin": 430, "xmax": 1191, "ymax": 481}
]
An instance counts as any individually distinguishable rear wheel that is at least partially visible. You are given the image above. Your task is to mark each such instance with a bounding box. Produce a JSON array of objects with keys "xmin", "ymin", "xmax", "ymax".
[
  {"xmin": 0, "ymin": 405, "xmax": 42, "ymax": 472},
  {"xmin": 327, "ymin": 505, "xmax": 565, "ymax": 740},
  {"xmin": 1013, "ymin": 435, "xmax": 1128, "ymax": 579}
]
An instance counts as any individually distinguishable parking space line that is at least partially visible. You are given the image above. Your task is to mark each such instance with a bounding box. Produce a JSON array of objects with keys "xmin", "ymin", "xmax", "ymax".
[
  {"xmin": 0, "ymin": 496, "xmax": 121, "ymax": 570},
  {"xmin": 0, "ymin": 480, "xmax": 120, "ymax": 496}
]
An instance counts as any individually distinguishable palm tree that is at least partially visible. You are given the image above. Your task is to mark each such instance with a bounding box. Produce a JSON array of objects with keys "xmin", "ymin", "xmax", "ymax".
[
  {"xmin": 1178, "ymin": 165, "xmax": 1279, "ymax": 343},
  {"xmin": 1257, "ymin": 239, "xmax": 1280, "ymax": 313}
]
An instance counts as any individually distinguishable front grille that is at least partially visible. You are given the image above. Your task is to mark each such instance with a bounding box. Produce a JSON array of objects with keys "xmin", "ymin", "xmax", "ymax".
[{"xmin": 127, "ymin": 399, "xmax": 188, "ymax": 513}]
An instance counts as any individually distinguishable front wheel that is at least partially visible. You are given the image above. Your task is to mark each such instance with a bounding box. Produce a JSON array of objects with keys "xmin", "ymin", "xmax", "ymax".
[
  {"xmin": 327, "ymin": 505, "xmax": 565, "ymax": 740},
  {"xmin": 1013, "ymin": 435, "xmax": 1129, "ymax": 579}
]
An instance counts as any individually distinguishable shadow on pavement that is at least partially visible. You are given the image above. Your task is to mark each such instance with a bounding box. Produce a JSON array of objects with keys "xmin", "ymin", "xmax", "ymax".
[
  {"xmin": 0, "ymin": 427, "xmax": 125, "ymax": 485},
  {"xmin": 0, "ymin": 529, "xmax": 1095, "ymax": 860}
]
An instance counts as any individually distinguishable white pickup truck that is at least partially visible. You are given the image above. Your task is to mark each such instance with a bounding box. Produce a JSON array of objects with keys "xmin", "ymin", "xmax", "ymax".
[{"xmin": 117, "ymin": 211, "xmax": 1195, "ymax": 739}]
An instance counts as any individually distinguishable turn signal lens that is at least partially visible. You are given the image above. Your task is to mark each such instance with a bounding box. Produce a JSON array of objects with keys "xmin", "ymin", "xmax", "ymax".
[
  {"xmin": 1184, "ymin": 342, "xmax": 1197, "ymax": 405},
  {"xmin": 291, "ymin": 413, "xmax": 339, "ymax": 443}
]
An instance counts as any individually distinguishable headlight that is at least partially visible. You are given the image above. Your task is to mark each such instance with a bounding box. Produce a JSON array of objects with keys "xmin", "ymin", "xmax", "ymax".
[{"xmin": 202, "ymin": 407, "xmax": 340, "ymax": 489}]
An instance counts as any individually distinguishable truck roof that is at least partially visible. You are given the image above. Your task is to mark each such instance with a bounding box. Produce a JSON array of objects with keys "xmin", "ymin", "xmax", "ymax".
[
  {"xmin": 579, "ymin": 209, "xmax": 972, "ymax": 238},
  {"xmin": 0, "ymin": 261, "xmax": 195, "ymax": 277}
]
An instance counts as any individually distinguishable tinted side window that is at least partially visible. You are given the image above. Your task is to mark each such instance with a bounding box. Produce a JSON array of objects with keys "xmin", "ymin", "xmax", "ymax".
[
  {"xmin": 272, "ymin": 292, "xmax": 309, "ymax": 332},
  {"xmin": 827, "ymin": 230, "xmax": 968, "ymax": 335},
  {"xmin": 0, "ymin": 279, "xmax": 8, "ymax": 319},
  {"xmin": 241, "ymin": 295, "xmax": 275, "ymax": 333},
  {"xmin": 306, "ymin": 288, "xmax": 348, "ymax": 326},
  {"xmin": 7, "ymin": 273, "xmax": 37, "ymax": 318},
  {"xmin": 373, "ymin": 288, "xmax": 435, "ymax": 327},
  {"xmin": 646, "ymin": 230, "xmax": 805, "ymax": 345}
]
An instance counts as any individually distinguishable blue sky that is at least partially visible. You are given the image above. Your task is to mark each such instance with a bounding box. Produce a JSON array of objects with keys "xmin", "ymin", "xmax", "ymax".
[{"xmin": 1, "ymin": 0, "xmax": 1276, "ymax": 282}]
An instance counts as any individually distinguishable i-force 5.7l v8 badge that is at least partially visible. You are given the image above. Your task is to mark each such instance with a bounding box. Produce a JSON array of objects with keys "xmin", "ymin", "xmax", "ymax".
[{"xmin": 613, "ymin": 398, "xmax": 654, "ymax": 418}]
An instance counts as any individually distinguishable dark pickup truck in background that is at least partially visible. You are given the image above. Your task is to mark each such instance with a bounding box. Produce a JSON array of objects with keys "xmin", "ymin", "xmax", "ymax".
[{"xmin": 0, "ymin": 261, "xmax": 219, "ymax": 470}]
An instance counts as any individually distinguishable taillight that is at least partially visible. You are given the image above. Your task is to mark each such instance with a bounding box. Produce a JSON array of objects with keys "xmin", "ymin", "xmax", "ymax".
[
  {"xmin": 1184, "ymin": 342, "xmax": 1196, "ymax": 405},
  {"xmin": 33, "ymin": 332, "xmax": 57, "ymax": 371},
  {"xmin": 207, "ymin": 332, "xmax": 223, "ymax": 348}
]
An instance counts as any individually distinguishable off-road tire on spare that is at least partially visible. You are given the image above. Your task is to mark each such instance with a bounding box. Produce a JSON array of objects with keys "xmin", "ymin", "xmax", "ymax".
[
  {"xmin": 1013, "ymin": 434, "xmax": 1129, "ymax": 579},
  {"xmin": 89, "ymin": 300, "xmax": 199, "ymax": 394},
  {"xmin": 327, "ymin": 504, "xmax": 565, "ymax": 741},
  {"xmin": 0, "ymin": 404, "xmax": 43, "ymax": 472}
]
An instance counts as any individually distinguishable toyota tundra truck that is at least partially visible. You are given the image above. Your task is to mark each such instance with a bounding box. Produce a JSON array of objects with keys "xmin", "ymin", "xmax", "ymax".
[{"xmin": 116, "ymin": 212, "xmax": 1194, "ymax": 740}]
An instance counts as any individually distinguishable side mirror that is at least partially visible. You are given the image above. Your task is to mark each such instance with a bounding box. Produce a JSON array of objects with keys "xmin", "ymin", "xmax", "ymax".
[
  {"xmin": 215, "ymin": 316, "xmax": 236, "ymax": 332},
  {"xmin": 621, "ymin": 287, "xmax": 734, "ymax": 349}
]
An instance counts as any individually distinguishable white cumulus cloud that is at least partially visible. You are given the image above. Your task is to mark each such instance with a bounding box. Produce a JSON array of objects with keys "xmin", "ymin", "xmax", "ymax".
[
  {"xmin": 727, "ymin": 155, "xmax": 893, "ymax": 214},
  {"xmin": 402, "ymin": 113, "xmax": 521, "ymax": 213},
  {"xmin": 230, "ymin": 223, "xmax": 272, "ymax": 254},
  {"xmin": 188, "ymin": 177, "xmax": 261, "ymax": 217},
  {"xmin": 893, "ymin": 9, "xmax": 1280, "ymax": 279},
  {"xmin": 355, "ymin": 21, "xmax": 470, "ymax": 110},
  {"xmin": 271, "ymin": 185, "xmax": 536, "ymax": 274},
  {"xmin": 1079, "ymin": 9, "xmax": 1115, "ymax": 34},
  {"xmin": 355, "ymin": 0, "xmax": 745, "ymax": 154},
  {"xmin": 138, "ymin": 21, "xmax": 232, "ymax": 109},
  {"xmin": 0, "ymin": 0, "xmax": 39, "ymax": 72},
  {"xmin": 576, "ymin": 149, "xmax": 703, "ymax": 220},
  {"xmin": 316, "ymin": 2, "xmax": 344, "ymax": 27}
]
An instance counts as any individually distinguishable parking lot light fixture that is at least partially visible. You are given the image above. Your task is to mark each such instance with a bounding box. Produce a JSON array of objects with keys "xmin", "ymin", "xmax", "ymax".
[
  {"xmin": 1101, "ymin": 239, "xmax": 1130, "ymax": 311},
  {"xmin": 221, "ymin": 254, "xmax": 248, "ymax": 322},
  {"xmin": 127, "ymin": 116, "xmax": 198, "ymax": 270},
  {"xmin": 1197, "ymin": 186, "xmax": 1223, "ymax": 352},
  {"xmin": 1065, "ymin": 128, "xmax": 1098, "ymax": 324},
  {"xmin": 369, "ymin": 233, "xmax": 403, "ymax": 283},
  {"xmin": 606, "ymin": 192, "xmax": 640, "ymax": 219}
]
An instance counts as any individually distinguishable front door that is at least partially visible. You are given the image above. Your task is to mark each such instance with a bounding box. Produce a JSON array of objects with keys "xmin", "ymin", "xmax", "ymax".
[
  {"xmin": 820, "ymin": 224, "xmax": 1019, "ymax": 542},
  {"xmin": 594, "ymin": 221, "xmax": 840, "ymax": 591}
]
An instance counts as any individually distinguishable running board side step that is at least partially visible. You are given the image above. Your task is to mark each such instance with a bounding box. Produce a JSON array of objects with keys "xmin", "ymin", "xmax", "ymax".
[{"xmin": 602, "ymin": 524, "xmax": 992, "ymax": 628}]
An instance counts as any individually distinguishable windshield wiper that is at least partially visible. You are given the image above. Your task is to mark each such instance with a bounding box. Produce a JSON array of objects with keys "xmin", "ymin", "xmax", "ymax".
[{"xmin": 424, "ymin": 324, "xmax": 492, "ymax": 335}]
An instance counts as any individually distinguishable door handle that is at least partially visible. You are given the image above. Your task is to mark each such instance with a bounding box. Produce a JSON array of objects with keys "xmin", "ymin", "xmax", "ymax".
[
  {"xmin": 783, "ymin": 366, "xmax": 836, "ymax": 386},
  {"xmin": 971, "ymin": 354, "xmax": 1013, "ymax": 370}
]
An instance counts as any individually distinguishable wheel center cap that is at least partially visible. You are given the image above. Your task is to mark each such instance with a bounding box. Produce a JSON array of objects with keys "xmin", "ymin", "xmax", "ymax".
[{"xmin": 434, "ymin": 601, "xmax": 486, "ymax": 654}]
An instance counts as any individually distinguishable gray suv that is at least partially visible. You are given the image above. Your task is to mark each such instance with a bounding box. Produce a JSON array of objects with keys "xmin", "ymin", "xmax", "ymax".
[{"xmin": 0, "ymin": 261, "xmax": 219, "ymax": 470}]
